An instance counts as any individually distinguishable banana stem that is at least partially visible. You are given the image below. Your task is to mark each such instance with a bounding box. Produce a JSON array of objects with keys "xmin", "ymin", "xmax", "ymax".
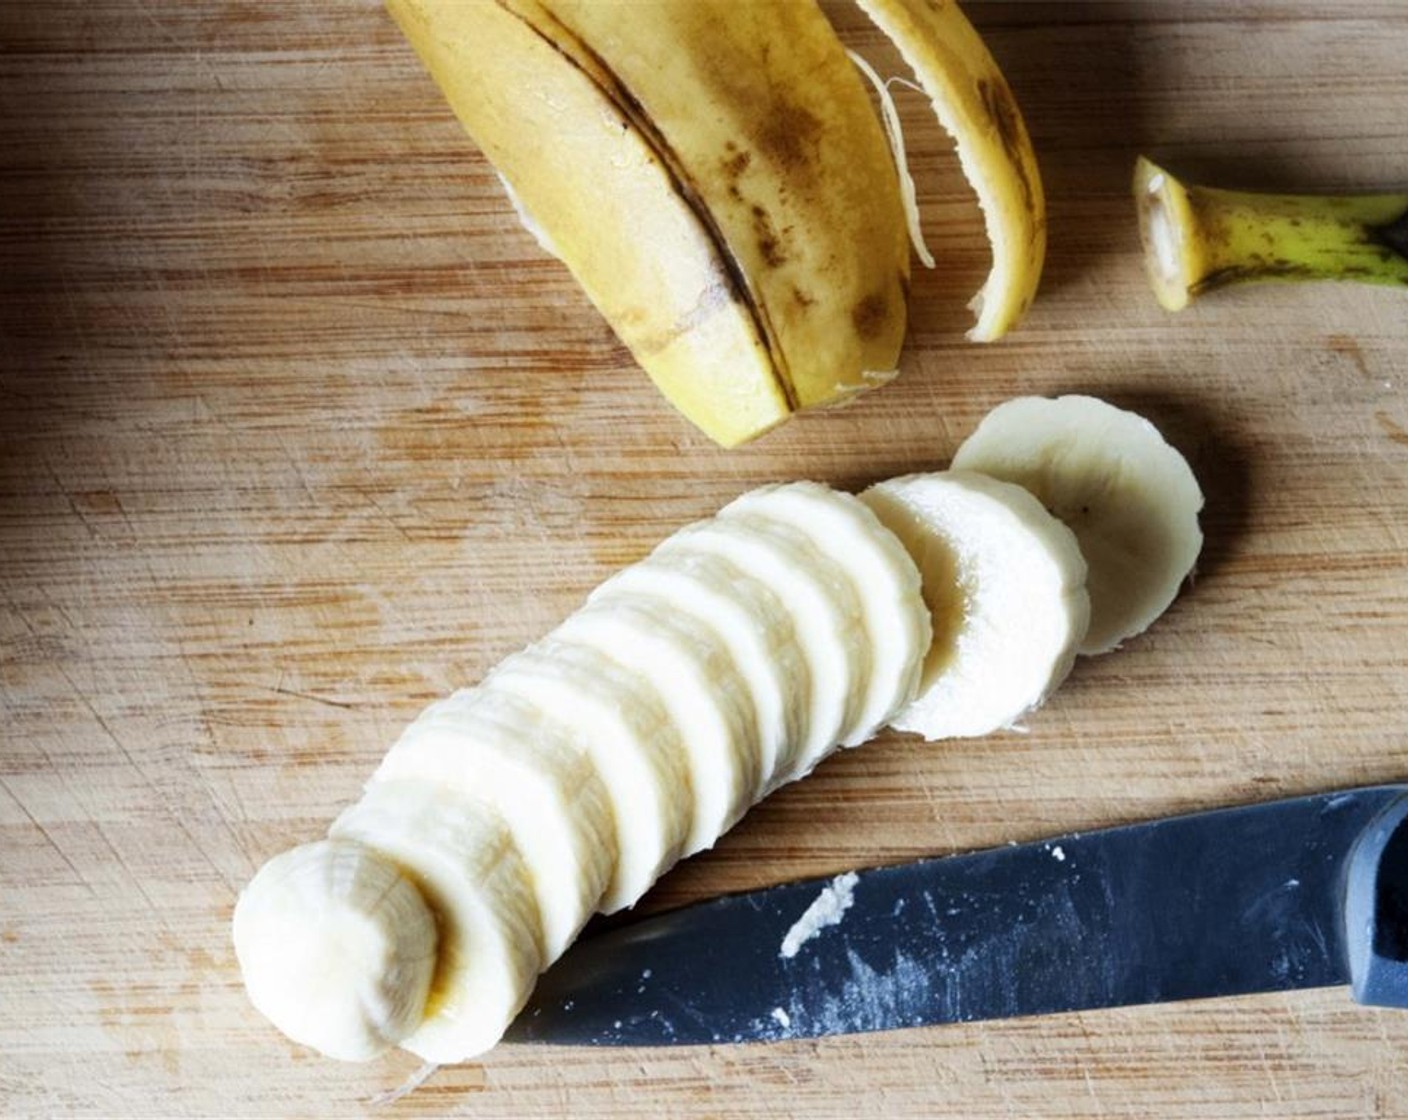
[{"xmin": 1134, "ymin": 155, "xmax": 1408, "ymax": 311}]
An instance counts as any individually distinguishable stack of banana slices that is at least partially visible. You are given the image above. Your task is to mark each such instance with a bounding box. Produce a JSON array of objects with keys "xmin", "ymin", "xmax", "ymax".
[
  {"xmin": 233, "ymin": 397, "xmax": 1205, "ymax": 1065},
  {"xmin": 387, "ymin": 0, "xmax": 1046, "ymax": 446}
]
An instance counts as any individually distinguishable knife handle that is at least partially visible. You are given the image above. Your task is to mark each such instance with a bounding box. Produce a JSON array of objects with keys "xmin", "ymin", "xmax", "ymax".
[{"xmin": 1345, "ymin": 794, "xmax": 1408, "ymax": 1009}]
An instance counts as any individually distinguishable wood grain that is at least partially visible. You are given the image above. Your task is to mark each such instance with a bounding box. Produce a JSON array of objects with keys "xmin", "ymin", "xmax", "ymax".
[{"xmin": 3, "ymin": 1, "xmax": 1408, "ymax": 1116}]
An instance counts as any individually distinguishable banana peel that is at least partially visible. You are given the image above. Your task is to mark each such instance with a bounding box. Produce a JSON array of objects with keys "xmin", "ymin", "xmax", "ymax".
[
  {"xmin": 854, "ymin": 0, "xmax": 1046, "ymax": 342},
  {"xmin": 514, "ymin": 0, "xmax": 912, "ymax": 414},
  {"xmin": 386, "ymin": 0, "xmax": 792, "ymax": 448},
  {"xmin": 387, "ymin": 0, "xmax": 1046, "ymax": 446},
  {"xmin": 1134, "ymin": 155, "xmax": 1408, "ymax": 311}
]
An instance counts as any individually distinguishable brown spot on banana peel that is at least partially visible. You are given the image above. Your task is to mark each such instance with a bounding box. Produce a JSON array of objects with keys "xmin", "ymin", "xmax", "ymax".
[
  {"xmin": 751, "ymin": 205, "xmax": 789, "ymax": 269},
  {"xmin": 721, "ymin": 147, "xmax": 752, "ymax": 181},
  {"xmin": 753, "ymin": 100, "xmax": 824, "ymax": 182},
  {"xmin": 976, "ymin": 75, "xmax": 1035, "ymax": 218},
  {"xmin": 1372, "ymin": 209, "xmax": 1408, "ymax": 260},
  {"xmin": 1190, "ymin": 261, "xmax": 1318, "ymax": 295},
  {"xmin": 496, "ymin": 0, "xmax": 799, "ymax": 409},
  {"xmin": 851, "ymin": 292, "xmax": 892, "ymax": 340}
]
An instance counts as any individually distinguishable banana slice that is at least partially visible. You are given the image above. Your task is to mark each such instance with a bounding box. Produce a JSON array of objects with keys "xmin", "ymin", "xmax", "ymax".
[
  {"xmin": 855, "ymin": 0, "xmax": 1047, "ymax": 340},
  {"xmin": 719, "ymin": 482, "xmax": 930, "ymax": 744},
  {"xmin": 232, "ymin": 839, "xmax": 438, "ymax": 1062},
  {"xmin": 482, "ymin": 639, "xmax": 694, "ymax": 914},
  {"xmin": 861, "ymin": 471, "xmax": 1090, "ymax": 740},
  {"xmin": 590, "ymin": 550, "xmax": 808, "ymax": 800},
  {"xmin": 374, "ymin": 689, "xmax": 615, "ymax": 959},
  {"xmin": 656, "ymin": 516, "xmax": 865, "ymax": 782},
  {"xmin": 950, "ymin": 395, "xmax": 1204, "ymax": 653},
  {"xmin": 329, "ymin": 782, "xmax": 541, "ymax": 1063},
  {"xmin": 549, "ymin": 597, "xmax": 759, "ymax": 856}
]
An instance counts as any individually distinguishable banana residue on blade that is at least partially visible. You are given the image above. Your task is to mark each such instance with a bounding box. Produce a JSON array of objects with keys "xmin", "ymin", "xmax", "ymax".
[{"xmin": 780, "ymin": 872, "xmax": 861, "ymax": 960}]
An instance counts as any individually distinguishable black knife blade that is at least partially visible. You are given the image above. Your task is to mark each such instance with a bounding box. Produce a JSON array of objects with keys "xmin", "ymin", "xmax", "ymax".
[{"xmin": 506, "ymin": 785, "xmax": 1408, "ymax": 1046}]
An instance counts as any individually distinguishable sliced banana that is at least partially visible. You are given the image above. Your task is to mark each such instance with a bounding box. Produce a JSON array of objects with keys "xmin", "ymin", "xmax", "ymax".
[
  {"xmin": 719, "ymin": 512, "xmax": 875, "ymax": 752},
  {"xmin": 951, "ymin": 395, "xmax": 1204, "ymax": 653},
  {"xmin": 590, "ymin": 550, "xmax": 808, "ymax": 798},
  {"xmin": 549, "ymin": 596, "xmax": 759, "ymax": 856},
  {"xmin": 656, "ymin": 516, "xmax": 865, "ymax": 782},
  {"xmin": 329, "ymin": 782, "xmax": 541, "ymax": 1063},
  {"xmin": 482, "ymin": 639, "xmax": 694, "ymax": 914},
  {"xmin": 862, "ymin": 471, "xmax": 1090, "ymax": 740},
  {"xmin": 719, "ymin": 482, "xmax": 929, "ymax": 744},
  {"xmin": 232, "ymin": 839, "xmax": 438, "ymax": 1062},
  {"xmin": 374, "ymin": 689, "xmax": 615, "ymax": 960}
]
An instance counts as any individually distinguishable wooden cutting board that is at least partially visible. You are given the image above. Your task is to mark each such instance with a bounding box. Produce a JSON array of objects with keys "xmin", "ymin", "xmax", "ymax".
[{"xmin": 4, "ymin": 2, "xmax": 1408, "ymax": 1116}]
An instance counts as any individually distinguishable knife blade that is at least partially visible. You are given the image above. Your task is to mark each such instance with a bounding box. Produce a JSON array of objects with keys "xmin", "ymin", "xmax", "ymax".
[{"xmin": 505, "ymin": 785, "xmax": 1408, "ymax": 1045}]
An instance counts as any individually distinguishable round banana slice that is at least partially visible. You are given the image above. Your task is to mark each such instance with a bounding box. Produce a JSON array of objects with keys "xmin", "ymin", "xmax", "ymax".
[
  {"xmin": 861, "ymin": 471, "xmax": 1090, "ymax": 740},
  {"xmin": 591, "ymin": 550, "xmax": 808, "ymax": 798},
  {"xmin": 232, "ymin": 839, "xmax": 438, "ymax": 1062},
  {"xmin": 549, "ymin": 596, "xmax": 759, "ymax": 857},
  {"xmin": 718, "ymin": 512, "xmax": 875, "ymax": 752},
  {"xmin": 719, "ymin": 482, "xmax": 930, "ymax": 745},
  {"xmin": 657, "ymin": 516, "xmax": 865, "ymax": 783},
  {"xmin": 330, "ymin": 781, "xmax": 542, "ymax": 1063},
  {"xmin": 951, "ymin": 395, "xmax": 1204, "ymax": 654},
  {"xmin": 375, "ymin": 689, "xmax": 615, "ymax": 960},
  {"xmin": 482, "ymin": 639, "xmax": 694, "ymax": 914}
]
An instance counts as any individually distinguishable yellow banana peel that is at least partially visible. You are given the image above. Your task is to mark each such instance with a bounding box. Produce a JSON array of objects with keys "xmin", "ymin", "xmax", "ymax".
[
  {"xmin": 518, "ymin": 0, "xmax": 912, "ymax": 413},
  {"xmin": 854, "ymin": 0, "xmax": 1046, "ymax": 343},
  {"xmin": 387, "ymin": 0, "xmax": 1046, "ymax": 446},
  {"xmin": 1135, "ymin": 155, "xmax": 1408, "ymax": 312},
  {"xmin": 387, "ymin": 0, "xmax": 792, "ymax": 448}
]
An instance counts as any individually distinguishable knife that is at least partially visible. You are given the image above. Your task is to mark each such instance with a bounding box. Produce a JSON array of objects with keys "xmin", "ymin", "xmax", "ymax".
[{"xmin": 505, "ymin": 785, "xmax": 1408, "ymax": 1045}]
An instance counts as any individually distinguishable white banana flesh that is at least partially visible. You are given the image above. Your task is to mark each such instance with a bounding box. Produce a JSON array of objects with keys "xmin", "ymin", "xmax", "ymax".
[
  {"xmin": 231, "ymin": 839, "xmax": 438, "ymax": 1062},
  {"xmin": 374, "ymin": 689, "xmax": 615, "ymax": 959},
  {"xmin": 591, "ymin": 550, "xmax": 807, "ymax": 798},
  {"xmin": 719, "ymin": 482, "xmax": 929, "ymax": 746},
  {"xmin": 328, "ymin": 783, "xmax": 542, "ymax": 1064},
  {"xmin": 655, "ymin": 516, "xmax": 865, "ymax": 784},
  {"xmin": 483, "ymin": 639, "xmax": 694, "ymax": 914},
  {"xmin": 235, "ymin": 398, "xmax": 1203, "ymax": 1065},
  {"xmin": 951, "ymin": 395, "xmax": 1204, "ymax": 654},
  {"xmin": 549, "ymin": 596, "xmax": 759, "ymax": 856},
  {"xmin": 862, "ymin": 471, "xmax": 1090, "ymax": 740}
]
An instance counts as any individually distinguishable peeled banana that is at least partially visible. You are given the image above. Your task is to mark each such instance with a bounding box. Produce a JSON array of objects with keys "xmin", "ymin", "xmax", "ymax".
[
  {"xmin": 952, "ymin": 395, "xmax": 1205, "ymax": 654},
  {"xmin": 386, "ymin": 0, "xmax": 1046, "ymax": 445},
  {"xmin": 590, "ymin": 550, "xmax": 808, "ymax": 799},
  {"xmin": 329, "ymin": 782, "xmax": 544, "ymax": 1063},
  {"xmin": 374, "ymin": 689, "xmax": 615, "ymax": 959},
  {"xmin": 233, "ymin": 400, "xmax": 1203, "ymax": 1066},
  {"xmin": 231, "ymin": 840, "xmax": 437, "ymax": 1062},
  {"xmin": 861, "ymin": 471, "xmax": 1089, "ymax": 739},
  {"xmin": 719, "ymin": 482, "xmax": 930, "ymax": 748},
  {"xmin": 658, "ymin": 515, "xmax": 869, "ymax": 780},
  {"xmin": 484, "ymin": 640, "xmax": 694, "ymax": 914}
]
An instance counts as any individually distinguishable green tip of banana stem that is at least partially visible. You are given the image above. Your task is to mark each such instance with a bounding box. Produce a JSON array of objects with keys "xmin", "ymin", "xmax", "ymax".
[{"xmin": 1133, "ymin": 155, "xmax": 1408, "ymax": 312}]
